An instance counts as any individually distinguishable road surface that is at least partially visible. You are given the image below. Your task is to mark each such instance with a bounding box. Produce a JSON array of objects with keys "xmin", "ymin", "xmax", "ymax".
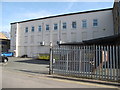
[{"xmin": 1, "ymin": 57, "xmax": 119, "ymax": 88}]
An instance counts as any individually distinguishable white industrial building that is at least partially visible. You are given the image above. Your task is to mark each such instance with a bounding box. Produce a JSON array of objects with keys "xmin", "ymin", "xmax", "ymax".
[{"xmin": 10, "ymin": 8, "xmax": 114, "ymax": 57}]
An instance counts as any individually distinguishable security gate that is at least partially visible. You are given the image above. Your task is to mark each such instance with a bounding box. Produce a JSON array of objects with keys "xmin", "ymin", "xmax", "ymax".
[{"xmin": 50, "ymin": 45, "xmax": 120, "ymax": 82}]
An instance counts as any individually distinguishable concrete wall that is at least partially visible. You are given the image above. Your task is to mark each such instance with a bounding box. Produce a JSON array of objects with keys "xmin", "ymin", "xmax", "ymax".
[
  {"xmin": 10, "ymin": 24, "xmax": 16, "ymax": 53},
  {"xmin": 113, "ymin": 1, "xmax": 120, "ymax": 34}
]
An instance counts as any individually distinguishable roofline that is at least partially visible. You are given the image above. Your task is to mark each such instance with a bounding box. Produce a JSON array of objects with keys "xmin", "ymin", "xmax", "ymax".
[
  {"xmin": 0, "ymin": 39, "xmax": 10, "ymax": 41},
  {"xmin": 0, "ymin": 32, "xmax": 8, "ymax": 39},
  {"xmin": 10, "ymin": 8, "xmax": 113, "ymax": 25},
  {"xmin": 60, "ymin": 34, "xmax": 120, "ymax": 45}
]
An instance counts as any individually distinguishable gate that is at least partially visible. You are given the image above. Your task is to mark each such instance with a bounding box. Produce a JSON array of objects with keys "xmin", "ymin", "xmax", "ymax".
[{"xmin": 50, "ymin": 45, "xmax": 120, "ymax": 82}]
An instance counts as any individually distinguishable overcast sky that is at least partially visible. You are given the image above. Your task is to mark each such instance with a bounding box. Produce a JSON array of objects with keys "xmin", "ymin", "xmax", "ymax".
[{"xmin": 1, "ymin": 1, "xmax": 114, "ymax": 33}]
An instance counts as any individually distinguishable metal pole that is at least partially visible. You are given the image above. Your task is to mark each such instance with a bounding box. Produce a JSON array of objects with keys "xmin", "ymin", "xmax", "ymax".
[
  {"xmin": 66, "ymin": 51, "xmax": 68, "ymax": 72},
  {"xmin": 110, "ymin": 45, "xmax": 113, "ymax": 80},
  {"xmin": 49, "ymin": 47, "xmax": 53, "ymax": 75},
  {"xmin": 107, "ymin": 45, "xmax": 109, "ymax": 80},
  {"xmin": 83, "ymin": 46, "xmax": 85, "ymax": 77},
  {"xmin": 95, "ymin": 45, "xmax": 98, "ymax": 79},
  {"xmin": 116, "ymin": 46, "xmax": 119, "ymax": 81},
  {"xmin": 98, "ymin": 45, "xmax": 101, "ymax": 79},
  {"xmin": 79, "ymin": 46, "xmax": 82, "ymax": 77},
  {"xmin": 104, "ymin": 46, "xmax": 107, "ymax": 80},
  {"xmin": 113, "ymin": 46, "xmax": 115, "ymax": 80},
  {"xmin": 88, "ymin": 46, "xmax": 91, "ymax": 78},
  {"xmin": 101, "ymin": 46, "xmax": 104, "ymax": 80}
]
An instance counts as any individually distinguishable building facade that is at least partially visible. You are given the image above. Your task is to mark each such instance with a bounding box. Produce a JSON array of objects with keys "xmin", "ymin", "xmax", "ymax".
[
  {"xmin": 0, "ymin": 32, "xmax": 10, "ymax": 53},
  {"xmin": 10, "ymin": 8, "xmax": 114, "ymax": 57},
  {"xmin": 113, "ymin": 1, "xmax": 120, "ymax": 35}
]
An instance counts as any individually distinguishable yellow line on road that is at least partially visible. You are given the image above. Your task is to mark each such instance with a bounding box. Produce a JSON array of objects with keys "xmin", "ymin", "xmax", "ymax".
[{"xmin": 3, "ymin": 70, "xmax": 119, "ymax": 89}]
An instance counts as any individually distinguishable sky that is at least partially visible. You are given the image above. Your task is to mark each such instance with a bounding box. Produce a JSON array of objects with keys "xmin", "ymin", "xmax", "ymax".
[{"xmin": 1, "ymin": 1, "xmax": 114, "ymax": 35}]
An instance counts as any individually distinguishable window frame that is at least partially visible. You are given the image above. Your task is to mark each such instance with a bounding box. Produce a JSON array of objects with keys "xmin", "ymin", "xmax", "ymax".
[
  {"xmin": 82, "ymin": 20, "xmax": 87, "ymax": 28},
  {"xmin": 93, "ymin": 19, "xmax": 98, "ymax": 27},
  {"xmin": 54, "ymin": 23, "xmax": 58, "ymax": 30},
  {"xmin": 62, "ymin": 22, "xmax": 67, "ymax": 29},
  {"xmin": 25, "ymin": 27, "xmax": 28, "ymax": 33},
  {"xmin": 72, "ymin": 21, "xmax": 77, "ymax": 29},
  {"xmin": 38, "ymin": 25, "xmax": 42, "ymax": 32},
  {"xmin": 46, "ymin": 24, "xmax": 50, "ymax": 31},
  {"xmin": 31, "ymin": 26, "xmax": 35, "ymax": 32}
]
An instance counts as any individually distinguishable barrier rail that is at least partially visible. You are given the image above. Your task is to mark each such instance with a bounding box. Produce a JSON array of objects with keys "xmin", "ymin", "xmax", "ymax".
[{"xmin": 51, "ymin": 45, "xmax": 120, "ymax": 82}]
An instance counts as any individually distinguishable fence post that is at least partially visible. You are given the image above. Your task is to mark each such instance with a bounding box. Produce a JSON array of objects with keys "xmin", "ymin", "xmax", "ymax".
[
  {"xmin": 66, "ymin": 52, "xmax": 68, "ymax": 72},
  {"xmin": 49, "ymin": 47, "xmax": 53, "ymax": 75}
]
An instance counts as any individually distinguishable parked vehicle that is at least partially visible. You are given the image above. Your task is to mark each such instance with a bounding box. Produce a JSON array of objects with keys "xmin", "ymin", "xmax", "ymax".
[
  {"xmin": 1, "ymin": 52, "xmax": 14, "ymax": 57},
  {"xmin": 20, "ymin": 55, "xmax": 28, "ymax": 58},
  {"xmin": 0, "ymin": 56, "xmax": 8, "ymax": 63},
  {"xmin": 37, "ymin": 54, "xmax": 50, "ymax": 60}
]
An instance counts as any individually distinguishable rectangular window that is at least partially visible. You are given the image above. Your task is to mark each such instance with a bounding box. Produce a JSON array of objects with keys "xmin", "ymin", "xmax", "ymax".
[
  {"xmin": 54, "ymin": 24, "xmax": 58, "ymax": 30},
  {"xmin": 82, "ymin": 20, "xmax": 87, "ymax": 28},
  {"xmin": 72, "ymin": 21, "xmax": 77, "ymax": 29},
  {"xmin": 1, "ymin": 41, "xmax": 7, "ymax": 45},
  {"xmin": 46, "ymin": 25, "xmax": 49, "ymax": 30},
  {"xmin": 93, "ymin": 19, "xmax": 98, "ymax": 27},
  {"xmin": 38, "ymin": 25, "xmax": 42, "ymax": 31},
  {"xmin": 25, "ymin": 27, "xmax": 28, "ymax": 33},
  {"xmin": 31, "ymin": 26, "xmax": 35, "ymax": 32},
  {"xmin": 63, "ymin": 22, "xmax": 67, "ymax": 29}
]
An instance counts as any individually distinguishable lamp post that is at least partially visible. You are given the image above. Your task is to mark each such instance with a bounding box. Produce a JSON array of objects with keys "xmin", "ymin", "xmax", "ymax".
[{"xmin": 49, "ymin": 42, "xmax": 53, "ymax": 75}]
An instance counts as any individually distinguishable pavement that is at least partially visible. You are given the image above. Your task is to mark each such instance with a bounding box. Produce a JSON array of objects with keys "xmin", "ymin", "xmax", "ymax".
[{"xmin": 48, "ymin": 75, "xmax": 120, "ymax": 88}]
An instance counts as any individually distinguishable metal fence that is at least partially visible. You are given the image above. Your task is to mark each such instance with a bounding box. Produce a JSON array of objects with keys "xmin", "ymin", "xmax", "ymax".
[{"xmin": 51, "ymin": 45, "xmax": 120, "ymax": 82}]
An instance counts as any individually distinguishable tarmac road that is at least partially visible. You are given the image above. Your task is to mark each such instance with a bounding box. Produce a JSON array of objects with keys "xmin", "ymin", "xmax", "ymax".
[
  {"xmin": 2, "ymin": 70, "xmax": 107, "ymax": 88},
  {"xmin": 1, "ymin": 57, "xmax": 119, "ymax": 89}
]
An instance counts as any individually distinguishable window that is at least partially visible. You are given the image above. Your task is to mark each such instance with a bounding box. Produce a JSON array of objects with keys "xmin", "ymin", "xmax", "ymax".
[
  {"xmin": 1, "ymin": 41, "xmax": 7, "ymax": 45},
  {"xmin": 31, "ymin": 26, "xmax": 35, "ymax": 32},
  {"xmin": 38, "ymin": 25, "xmax": 42, "ymax": 31},
  {"xmin": 25, "ymin": 27, "xmax": 28, "ymax": 33},
  {"xmin": 72, "ymin": 21, "xmax": 77, "ymax": 29},
  {"xmin": 54, "ymin": 24, "xmax": 58, "ymax": 30},
  {"xmin": 46, "ymin": 25, "xmax": 49, "ymax": 30},
  {"xmin": 93, "ymin": 19, "xmax": 98, "ymax": 27},
  {"xmin": 82, "ymin": 20, "xmax": 87, "ymax": 28},
  {"xmin": 62, "ymin": 22, "xmax": 67, "ymax": 29}
]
